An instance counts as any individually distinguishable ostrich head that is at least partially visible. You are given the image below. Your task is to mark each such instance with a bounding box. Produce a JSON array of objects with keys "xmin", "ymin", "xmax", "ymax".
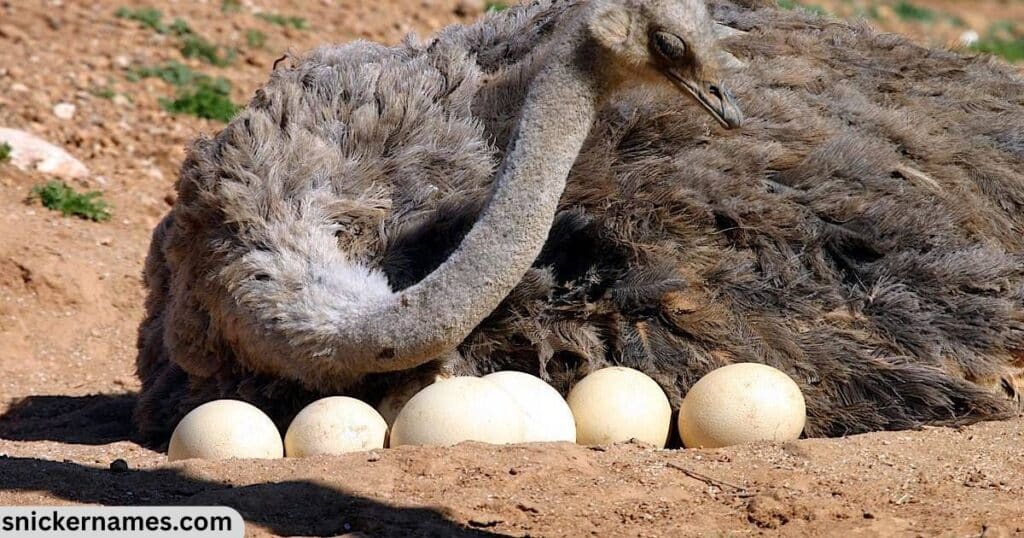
[{"xmin": 585, "ymin": 0, "xmax": 743, "ymax": 128}]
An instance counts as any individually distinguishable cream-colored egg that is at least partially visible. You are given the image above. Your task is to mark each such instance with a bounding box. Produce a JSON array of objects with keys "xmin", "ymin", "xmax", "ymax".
[
  {"xmin": 284, "ymin": 397, "xmax": 387, "ymax": 457},
  {"xmin": 168, "ymin": 400, "xmax": 283, "ymax": 461},
  {"xmin": 566, "ymin": 367, "xmax": 671, "ymax": 447},
  {"xmin": 389, "ymin": 376, "xmax": 526, "ymax": 446},
  {"xmin": 678, "ymin": 363, "xmax": 806, "ymax": 448},
  {"xmin": 484, "ymin": 371, "xmax": 576, "ymax": 443},
  {"xmin": 376, "ymin": 372, "xmax": 451, "ymax": 427}
]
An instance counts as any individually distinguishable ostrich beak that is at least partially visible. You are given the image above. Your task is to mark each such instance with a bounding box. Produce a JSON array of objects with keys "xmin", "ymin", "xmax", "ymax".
[{"xmin": 669, "ymin": 73, "xmax": 744, "ymax": 129}]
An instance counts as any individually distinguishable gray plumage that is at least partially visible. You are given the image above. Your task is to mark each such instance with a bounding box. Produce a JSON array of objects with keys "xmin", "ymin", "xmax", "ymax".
[{"xmin": 135, "ymin": 0, "xmax": 1024, "ymax": 443}]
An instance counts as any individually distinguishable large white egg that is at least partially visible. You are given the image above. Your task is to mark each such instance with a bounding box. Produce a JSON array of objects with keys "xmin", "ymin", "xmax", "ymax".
[
  {"xmin": 376, "ymin": 373, "xmax": 451, "ymax": 427},
  {"xmin": 168, "ymin": 400, "xmax": 283, "ymax": 461},
  {"xmin": 284, "ymin": 397, "xmax": 387, "ymax": 457},
  {"xmin": 678, "ymin": 363, "xmax": 806, "ymax": 448},
  {"xmin": 483, "ymin": 371, "xmax": 576, "ymax": 443},
  {"xmin": 389, "ymin": 376, "xmax": 526, "ymax": 447},
  {"xmin": 566, "ymin": 367, "xmax": 671, "ymax": 447}
]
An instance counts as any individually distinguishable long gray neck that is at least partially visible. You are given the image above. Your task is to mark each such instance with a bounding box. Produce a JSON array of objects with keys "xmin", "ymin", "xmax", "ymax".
[{"xmin": 360, "ymin": 44, "xmax": 602, "ymax": 370}]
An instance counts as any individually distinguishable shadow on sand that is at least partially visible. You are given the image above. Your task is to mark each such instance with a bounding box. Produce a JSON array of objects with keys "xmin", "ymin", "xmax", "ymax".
[
  {"xmin": 0, "ymin": 394, "xmax": 499, "ymax": 536},
  {"xmin": 0, "ymin": 393, "xmax": 138, "ymax": 445},
  {"xmin": 0, "ymin": 456, "xmax": 500, "ymax": 536}
]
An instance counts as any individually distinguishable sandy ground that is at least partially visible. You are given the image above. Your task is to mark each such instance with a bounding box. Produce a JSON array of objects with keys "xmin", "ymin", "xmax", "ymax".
[{"xmin": 1, "ymin": 0, "xmax": 1023, "ymax": 536}]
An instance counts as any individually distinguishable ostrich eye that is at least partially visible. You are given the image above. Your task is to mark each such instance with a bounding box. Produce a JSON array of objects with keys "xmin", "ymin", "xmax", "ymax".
[{"xmin": 651, "ymin": 31, "xmax": 688, "ymax": 62}]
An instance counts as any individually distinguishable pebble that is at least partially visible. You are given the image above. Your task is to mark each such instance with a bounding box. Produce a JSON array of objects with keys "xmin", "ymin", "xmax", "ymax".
[
  {"xmin": 53, "ymin": 102, "xmax": 76, "ymax": 120},
  {"xmin": 0, "ymin": 127, "xmax": 89, "ymax": 179},
  {"xmin": 109, "ymin": 459, "xmax": 129, "ymax": 473},
  {"xmin": 958, "ymin": 30, "xmax": 980, "ymax": 47}
]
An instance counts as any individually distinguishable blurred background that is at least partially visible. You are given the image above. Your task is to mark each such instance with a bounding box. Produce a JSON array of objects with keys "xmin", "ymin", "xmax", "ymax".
[{"xmin": 781, "ymin": 0, "xmax": 1024, "ymax": 62}]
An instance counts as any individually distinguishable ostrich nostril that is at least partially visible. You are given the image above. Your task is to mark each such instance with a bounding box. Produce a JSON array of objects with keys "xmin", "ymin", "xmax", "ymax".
[
  {"xmin": 708, "ymin": 84, "xmax": 723, "ymax": 99},
  {"xmin": 254, "ymin": 273, "xmax": 271, "ymax": 282}
]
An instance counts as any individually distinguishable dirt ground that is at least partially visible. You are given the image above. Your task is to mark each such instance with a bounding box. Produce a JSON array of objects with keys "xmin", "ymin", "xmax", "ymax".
[{"xmin": 1, "ymin": 1, "xmax": 1022, "ymax": 536}]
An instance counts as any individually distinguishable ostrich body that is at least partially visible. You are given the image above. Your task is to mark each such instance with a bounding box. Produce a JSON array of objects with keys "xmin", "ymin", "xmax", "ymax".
[
  {"xmin": 135, "ymin": 0, "xmax": 737, "ymax": 440},
  {"xmin": 136, "ymin": 0, "xmax": 1024, "ymax": 442}
]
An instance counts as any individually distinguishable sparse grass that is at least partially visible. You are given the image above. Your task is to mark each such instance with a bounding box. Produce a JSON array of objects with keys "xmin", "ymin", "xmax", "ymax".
[
  {"xmin": 29, "ymin": 181, "xmax": 112, "ymax": 222},
  {"xmin": 972, "ymin": 37, "xmax": 1024, "ymax": 62},
  {"xmin": 116, "ymin": 7, "xmax": 234, "ymax": 66},
  {"xmin": 126, "ymin": 61, "xmax": 200, "ymax": 86},
  {"xmin": 777, "ymin": 0, "xmax": 828, "ymax": 16},
  {"xmin": 92, "ymin": 87, "xmax": 117, "ymax": 99},
  {"xmin": 169, "ymin": 17, "xmax": 194, "ymax": 37},
  {"xmin": 484, "ymin": 0, "xmax": 508, "ymax": 12},
  {"xmin": 893, "ymin": 1, "xmax": 935, "ymax": 23},
  {"xmin": 115, "ymin": 6, "xmax": 167, "ymax": 33},
  {"xmin": 246, "ymin": 29, "xmax": 267, "ymax": 49},
  {"xmin": 181, "ymin": 35, "xmax": 236, "ymax": 67},
  {"xmin": 221, "ymin": 0, "xmax": 242, "ymax": 14},
  {"xmin": 0, "ymin": 142, "xmax": 11, "ymax": 163},
  {"xmin": 159, "ymin": 77, "xmax": 238, "ymax": 122},
  {"xmin": 256, "ymin": 12, "xmax": 308, "ymax": 29}
]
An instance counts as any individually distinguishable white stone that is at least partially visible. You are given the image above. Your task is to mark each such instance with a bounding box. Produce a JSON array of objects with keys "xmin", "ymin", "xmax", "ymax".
[
  {"xmin": 958, "ymin": 30, "xmax": 980, "ymax": 47},
  {"xmin": 53, "ymin": 102, "xmax": 76, "ymax": 120},
  {"xmin": 0, "ymin": 127, "xmax": 89, "ymax": 179}
]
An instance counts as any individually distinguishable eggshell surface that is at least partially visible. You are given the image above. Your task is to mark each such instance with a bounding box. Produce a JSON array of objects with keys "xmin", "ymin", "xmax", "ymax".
[
  {"xmin": 679, "ymin": 363, "xmax": 806, "ymax": 448},
  {"xmin": 566, "ymin": 367, "xmax": 671, "ymax": 447}
]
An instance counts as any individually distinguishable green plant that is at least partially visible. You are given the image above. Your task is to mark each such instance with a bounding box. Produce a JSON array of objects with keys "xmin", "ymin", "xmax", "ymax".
[
  {"xmin": 484, "ymin": 0, "xmax": 507, "ymax": 12},
  {"xmin": 256, "ymin": 12, "xmax": 308, "ymax": 29},
  {"xmin": 972, "ymin": 37, "xmax": 1024, "ymax": 63},
  {"xmin": 221, "ymin": 0, "xmax": 242, "ymax": 13},
  {"xmin": 29, "ymin": 181, "xmax": 112, "ymax": 221},
  {"xmin": 246, "ymin": 28, "xmax": 267, "ymax": 48},
  {"xmin": 892, "ymin": 1, "xmax": 934, "ymax": 23},
  {"xmin": 181, "ymin": 35, "xmax": 236, "ymax": 66},
  {"xmin": 0, "ymin": 142, "xmax": 11, "ymax": 163},
  {"xmin": 126, "ymin": 61, "xmax": 200, "ymax": 86},
  {"xmin": 169, "ymin": 17, "xmax": 194, "ymax": 37},
  {"xmin": 115, "ymin": 6, "xmax": 167, "ymax": 33},
  {"xmin": 159, "ymin": 77, "xmax": 238, "ymax": 122},
  {"xmin": 91, "ymin": 86, "xmax": 118, "ymax": 99},
  {"xmin": 776, "ymin": 0, "xmax": 827, "ymax": 16}
]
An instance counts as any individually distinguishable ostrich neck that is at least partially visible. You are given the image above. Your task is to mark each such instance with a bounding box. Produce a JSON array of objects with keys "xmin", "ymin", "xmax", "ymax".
[{"xmin": 367, "ymin": 46, "xmax": 601, "ymax": 370}]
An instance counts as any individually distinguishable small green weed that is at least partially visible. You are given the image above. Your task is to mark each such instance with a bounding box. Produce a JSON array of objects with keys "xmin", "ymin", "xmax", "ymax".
[
  {"xmin": 0, "ymin": 142, "xmax": 11, "ymax": 163},
  {"xmin": 159, "ymin": 77, "xmax": 238, "ymax": 122},
  {"xmin": 484, "ymin": 0, "xmax": 508, "ymax": 12},
  {"xmin": 115, "ymin": 6, "xmax": 167, "ymax": 33},
  {"xmin": 91, "ymin": 86, "xmax": 118, "ymax": 99},
  {"xmin": 256, "ymin": 12, "xmax": 308, "ymax": 29},
  {"xmin": 893, "ymin": 1, "xmax": 935, "ymax": 23},
  {"xmin": 246, "ymin": 29, "xmax": 267, "ymax": 49},
  {"xmin": 126, "ymin": 61, "xmax": 200, "ymax": 86},
  {"xmin": 972, "ymin": 37, "xmax": 1024, "ymax": 63},
  {"xmin": 777, "ymin": 0, "xmax": 827, "ymax": 16},
  {"xmin": 181, "ymin": 35, "xmax": 236, "ymax": 67},
  {"xmin": 116, "ymin": 8, "xmax": 233, "ymax": 66},
  {"xmin": 30, "ymin": 181, "xmax": 112, "ymax": 221},
  {"xmin": 221, "ymin": 0, "xmax": 242, "ymax": 14}
]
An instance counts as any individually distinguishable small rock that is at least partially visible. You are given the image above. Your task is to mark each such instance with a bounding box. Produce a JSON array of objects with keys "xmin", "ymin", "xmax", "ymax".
[
  {"xmin": 0, "ymin": 24, "xmax": 28, "ymax": 43},
  {"xmin": 53, "ymin": 102, "xmax": 76, "ymax": 120},
  {"xmin": 114, "ymin": 55, "xmax": 131, "ymax": 68},
  {"xmin": 0, "ymin": 127, "xmax": 89, "ymax": 179},
  {"xmin": 98, "ymin": 237, "xmax": 113, "ymax": 247},
  {"xmin": 958, "ymin": 30, "xmax": 980, "ymax": 47},
  {"xmin": 366, "ymin": 452, "xmax": 381, "ymax": 462},
  {"xmin": 109, "ymin": 459, "xmax": 129, "ymax": 473},
  {"xmin": 10, "ymin": 83, "xmax": 28, "ymax": 93},
  {"xmin": 453, "ymin": 0, "xmax": 484, "ymax": 17}
]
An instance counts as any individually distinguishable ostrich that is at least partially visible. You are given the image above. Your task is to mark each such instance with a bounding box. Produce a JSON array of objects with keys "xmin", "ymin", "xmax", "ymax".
[
  {"xmin": 136, "ymin": 0, "xmax": 1024, "ymax": 442},
  {"xmin": 134, "ymin": 0, "xmax": 739, "ymax": 441}
]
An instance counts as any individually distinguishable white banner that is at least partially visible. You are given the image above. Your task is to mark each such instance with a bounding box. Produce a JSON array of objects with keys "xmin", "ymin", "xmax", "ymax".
[{"xmin": 0, "ymin": 506, "xmax": 243, "ymax": 537}]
